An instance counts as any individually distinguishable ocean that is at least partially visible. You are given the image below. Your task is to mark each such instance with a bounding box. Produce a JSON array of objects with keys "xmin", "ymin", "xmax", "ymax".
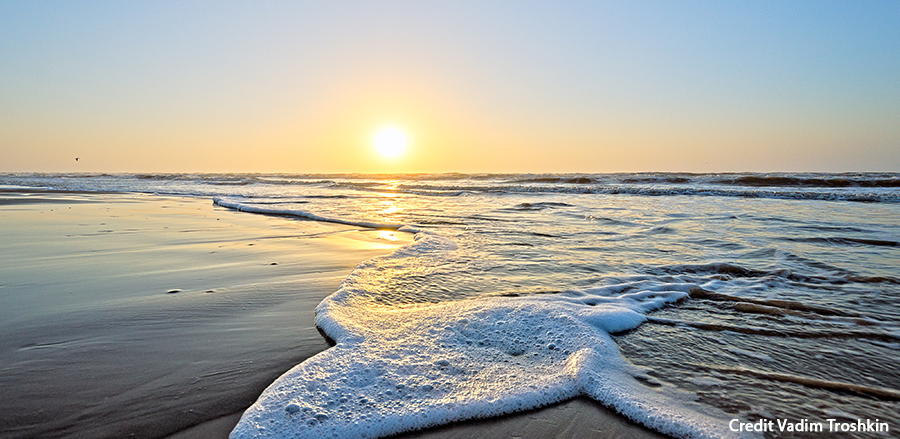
[{"xmin": 2, "ymin": 172, "xmax": 898, "ymax": 438}]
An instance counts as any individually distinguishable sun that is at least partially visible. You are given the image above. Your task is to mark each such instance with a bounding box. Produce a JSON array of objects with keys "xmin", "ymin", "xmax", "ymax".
[{"xmin": 373, "ymin": 128, "xmax": 407, "ymax": 158}]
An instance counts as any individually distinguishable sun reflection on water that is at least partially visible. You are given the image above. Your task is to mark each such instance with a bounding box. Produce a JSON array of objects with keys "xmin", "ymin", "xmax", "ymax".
[{"xmin": 378, "ymin": 230, "xmax": 399, "ymax": 241}]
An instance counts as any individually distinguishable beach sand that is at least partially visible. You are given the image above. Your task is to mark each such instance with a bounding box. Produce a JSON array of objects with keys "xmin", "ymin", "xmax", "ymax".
[
  {"xmin": 169, "ymin": 397, "xmax": 666, "ymax": 439},
  {"xmin": 0, "ymin": 190, "xmax": 664, "ymax": 439}
]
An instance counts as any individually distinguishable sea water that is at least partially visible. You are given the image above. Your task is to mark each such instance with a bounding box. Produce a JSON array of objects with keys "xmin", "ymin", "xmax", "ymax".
[{"xmin": 3, "ymin": 173, "xmax": 898, "ymax": 438}]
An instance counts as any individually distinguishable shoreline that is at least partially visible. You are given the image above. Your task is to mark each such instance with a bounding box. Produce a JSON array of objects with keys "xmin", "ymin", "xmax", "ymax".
[{"xmin": 2, "ymin": 189, "xmax": 668, "ymax": 439}]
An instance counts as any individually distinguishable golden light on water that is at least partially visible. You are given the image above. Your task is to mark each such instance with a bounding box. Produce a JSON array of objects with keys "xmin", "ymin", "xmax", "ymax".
[
  {"xmin": 374, "ymin": 128, "xmax": 408, "ymax": 158},
  {"xmin": 381, "ymin": 200, "xmax": 400, "ymax": 215},
  {"xmin": 378, "ymin": 230, "xmax": 399, "ymax": 241}
]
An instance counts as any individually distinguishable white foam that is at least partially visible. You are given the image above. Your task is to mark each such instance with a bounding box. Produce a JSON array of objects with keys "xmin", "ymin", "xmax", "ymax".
[
  {"xmin": 231, "ymin": 233, "xmax": 753, "ymax": 439},
  {"xmin": 213, "ymin": 197, "xmax": 402, "ymax": 230}
]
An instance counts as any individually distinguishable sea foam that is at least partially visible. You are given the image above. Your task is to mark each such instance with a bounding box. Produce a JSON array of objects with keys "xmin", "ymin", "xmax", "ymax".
[
  {"xmin": 213, "ymin": 197, "xmax": 402, "ymax": 230},
  {"xmin": 230, "ymin": 233, "xmax": 747, "ymax": 439}
]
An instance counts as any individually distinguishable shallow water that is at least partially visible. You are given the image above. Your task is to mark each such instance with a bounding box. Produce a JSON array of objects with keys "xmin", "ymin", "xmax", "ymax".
[{"xmin": 3, "ymin": 173, "xmax": 898, "ymax": 438}]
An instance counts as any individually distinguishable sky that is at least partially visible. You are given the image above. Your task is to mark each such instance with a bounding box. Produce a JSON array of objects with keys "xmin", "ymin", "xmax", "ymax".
[{"xmin": 1, "ymin": 1, "xmax": 898, "ymax": 173}]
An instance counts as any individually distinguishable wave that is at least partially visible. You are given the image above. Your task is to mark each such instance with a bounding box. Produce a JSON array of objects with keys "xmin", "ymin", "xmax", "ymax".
[
  {"xmin": 510, "ymin": 176, "xmax": 596, "ymax": 184},
  {"xmin": 687, "ymin": 285, "xmax": 861, "ymax": 318},
  {"xmin": 510, "ymin": 202, "xmax": 574, "ymax": 211},
  {"xmin": 232, "ymin": 236, "xmax": 741, "ymax": 439},
  {"xmin": 780, "ymin": 237, "xmax": 899, "ymax": 248},
  {"xmin": 378, "ymin": 182, "xmax": 900, "ymax": 203},
  {"xmin": 708, "ymin": 174, "xmax": 900, "ymax": 188},
  {"xmin": 212, "ymin": 197, "xmax": 403, "ymax": 230},
  {"xmin": 647, "ymin": 263, "xmax": 900, "ymax": 285},
  {"xmin": 647, "ymin": 316, "xmax": 899, "ymax": 343},
  {"xmin": 685, "ymin": 364, "xmax": 900, "ymax": 400},
  {"xmin": 3, "ymin": 172, "xmax": 899, "ymax": 203},
  {"xmin": 502, "ymin": 173, "xmax": 900, "ymax": 188}
]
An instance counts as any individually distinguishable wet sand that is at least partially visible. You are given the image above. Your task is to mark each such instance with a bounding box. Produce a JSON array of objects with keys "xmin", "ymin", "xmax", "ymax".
[
  {"xmin": 168, "ymin": 397, "xmax": 666, "ymax": 439},
  {"xmin": 0, "ymin": 191, "xmax": 410, "ymax": 439},
  {"xmin": 1, "ymin": 190, "xmax": 666, "ymax": 439}
]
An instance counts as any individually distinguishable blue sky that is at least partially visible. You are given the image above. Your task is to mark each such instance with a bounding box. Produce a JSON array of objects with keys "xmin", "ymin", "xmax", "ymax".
[{"xmin": 1, "ymin": 1, "xmax": 898, "ymax": 172}]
